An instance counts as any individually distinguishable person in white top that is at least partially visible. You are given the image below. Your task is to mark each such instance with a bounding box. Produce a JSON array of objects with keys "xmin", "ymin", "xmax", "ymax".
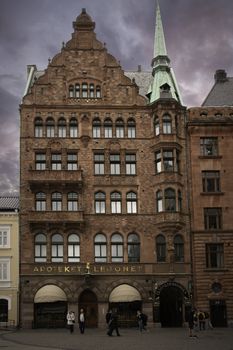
[{"xmin": 66, "ymin": 311, "xmax": 75, "ymax": 333}]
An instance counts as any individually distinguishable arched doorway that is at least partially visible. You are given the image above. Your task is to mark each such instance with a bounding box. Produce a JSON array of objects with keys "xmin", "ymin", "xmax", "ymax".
[
  {"xmin": 159, "ymin": 285, "xmax": 183, "ymax": 327},
  {"xmin": 109, "ymin": 284, "xmax": 142, "ymax": 327},
  {"xmin": 79, "ymin": 289, "xmax": 98, "ymax": 327},
  {"xmin": 34, "ymin": 285, "xmax": 67, "ymax": 328}
]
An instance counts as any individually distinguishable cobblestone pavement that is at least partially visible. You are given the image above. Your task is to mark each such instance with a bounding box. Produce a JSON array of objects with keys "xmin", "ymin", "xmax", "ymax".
[{"xmin": 0, "ymin": 326, "xmax": 233, "ymax": 350}]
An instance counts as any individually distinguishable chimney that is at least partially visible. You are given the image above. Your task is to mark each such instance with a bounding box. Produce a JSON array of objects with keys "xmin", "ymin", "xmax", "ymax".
[
  {"xmin": 214, "ymin": 69, "xmax": 227, "ymax": 83},
  {"xmin": 138, "ymin": 65, "xmax": 142, "ymax": 72}
]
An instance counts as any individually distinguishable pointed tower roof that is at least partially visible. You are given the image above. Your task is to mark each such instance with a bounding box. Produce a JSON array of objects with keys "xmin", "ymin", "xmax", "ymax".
[{"xmin": 148, "ymin": 1, "xmax": 182, "ymax": 105}]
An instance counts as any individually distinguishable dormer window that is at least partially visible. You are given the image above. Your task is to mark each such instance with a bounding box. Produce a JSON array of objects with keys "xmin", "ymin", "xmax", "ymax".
[
  {"xmin": 68, "ymin": 82, "xmax": 101, "ymax": 99},
  {"xmin": 82, "ymin": 83, "xmax": 88, "ymax": 98}
]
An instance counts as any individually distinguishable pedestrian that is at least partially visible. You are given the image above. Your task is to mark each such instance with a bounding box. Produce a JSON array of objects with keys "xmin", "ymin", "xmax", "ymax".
[
  {"xmin": 67, "ymin": 310, "xmax": 75, "ymax": 334},
  {"xmin": 79, "ymin": 308, "xmax": 85, "ymax": 334},
  {"xmin": 198, "ymin": 310, "xmax": 205, "ymax": 330},
  {"xmin": 188, "ymin": 308, "xmax": 198, "ymax": 338},
  {"xmin": 107, "ymin": 309, "xmax": 120, "ymax": 336},
  {"xmin": 136, "ymin": 310, "xmax": 143, "ymax": 332},
  {"xmin": 141, "ymin": 312, "xmax": 148, "ymax": 330},
  {"xmin": 204, "ymin": 311, "xmax": 213, "ymax": 330},
  {"xmin": 106, "ymin": 309, "xmax": 112, "ymax": 330}
]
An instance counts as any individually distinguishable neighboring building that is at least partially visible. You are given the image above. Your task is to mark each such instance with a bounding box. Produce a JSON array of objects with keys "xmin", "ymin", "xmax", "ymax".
[
  {"xmin": 0, "ymin": 196, "xmax": 19, "ymax": 328},
  {"xmin": 187, "ymin": 71, "xmax": 233, "ymax": 326},
  {"xmin": 20, "ymin": 5, "xmax": 193, "ymax": 328}
]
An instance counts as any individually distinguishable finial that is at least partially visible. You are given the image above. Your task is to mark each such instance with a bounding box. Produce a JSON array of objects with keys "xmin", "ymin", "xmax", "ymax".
[{"xmin": 48, "ymin": 58, "xmax": 51, "ymax": 64}]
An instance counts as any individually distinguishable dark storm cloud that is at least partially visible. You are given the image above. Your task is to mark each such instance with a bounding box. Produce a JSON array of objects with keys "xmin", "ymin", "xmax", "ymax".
[{"xmin": 1, "ymin": 0, "xmax": 233, "ymax": 193}]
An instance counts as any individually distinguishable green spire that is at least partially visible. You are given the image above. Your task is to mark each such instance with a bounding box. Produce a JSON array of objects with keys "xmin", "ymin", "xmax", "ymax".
[
  {"xmin": 153, "ymin": 1, "xmax": 167, "ymax": 58},
  {"xmin": 148, "ymin": 1, "xmax": 182, "ymax": 105}
]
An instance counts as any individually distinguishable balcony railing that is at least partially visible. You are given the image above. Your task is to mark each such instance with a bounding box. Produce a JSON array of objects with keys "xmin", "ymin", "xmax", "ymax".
[{"xmin": 28, "ymin": 169, "xmax": 83, "ymax": 189}]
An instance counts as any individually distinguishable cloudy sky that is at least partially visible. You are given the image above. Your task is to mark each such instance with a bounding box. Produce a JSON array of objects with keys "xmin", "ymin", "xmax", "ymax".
[{"xmin": 1, "ymin": 0, "xmax": 233, "ymax": 195}]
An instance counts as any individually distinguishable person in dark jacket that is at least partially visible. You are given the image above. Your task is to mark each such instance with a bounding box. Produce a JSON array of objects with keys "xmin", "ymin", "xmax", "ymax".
[
  {"xmin": 188, "ymin": 308, "xmax": 198, "ymax": 337},
  {"xmin": 107, "ymin": 310, "xmax": 120, "ymax": 336}
]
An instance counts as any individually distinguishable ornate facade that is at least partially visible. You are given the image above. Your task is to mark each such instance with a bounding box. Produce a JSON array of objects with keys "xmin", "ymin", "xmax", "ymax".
[{"xmin": 19, "ymin": 6, "xmax": 233, "ymax": 328}]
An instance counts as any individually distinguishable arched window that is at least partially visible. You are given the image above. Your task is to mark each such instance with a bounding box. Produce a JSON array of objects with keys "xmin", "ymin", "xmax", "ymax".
[
  {"xmin": 69, "ymin": 118, "xmax": 78, "ymax": 138},
  {"xmin": 126, "ymin": 192, "xmax": 137, "ymax": 213},
  {"xmin": 58, "ymin": 117, "xmax": 66, "ymax": 138},
  {"xmin": 92, "ymin": 118, "xmax": 101, "ymax": 138},
  {"xmin": 104, "ymin": 118, "xmax": 113, "ymax": 138},
  {"xmin": 154, "ymin": 116, "xmax": 160, "ymax": 136},
  {"xmin": 46, "ymin": 117, "xmax": 55, "ymax": 138},
  {"xmin": 127, "ymin": 118, "xmax": 136, "ymax": 138},
  {"xmin": 94, "ymin": 233, "xmax": 107, "ymax": 262},
  {"xmin": 67, "ymin": 192, "xmax": 78, "ymax": 211},
  {"xmin": 89, "ymin": 83, "xmax": 95, "ymax": 98},
  {"xmin": 174, "ymin": 235, "xmax": 184, "ymax": 262},
  {"xmin": 156, "ymin": 234, "xmax": 166, "ymax": 262},
  {"xmin": 34, "ymin": 117, "xmax": 43, "ymax": 137},
  {"xmin": 156, "ymin": 190, "xmax": 163, "ymax": 212},
  {"xmin": 35, "ymin": 192, "xmax": 46, "ymax": 211},
  {"xmin": 164, "ymin": 188, "xmax": 176, "ymax": 211},
  {"xmin": 111, "ymin": 233, "xmax": 123, "ymax": 262},
  {"xmin": 96, "ymin": 85, "xmax": 101, "ymax": 98},
  {"xmin": 51, "ymin": 192, "xmax": 62, "ymax": 211},
  {"xmin": 116, "ymin": 118, "xmax": 124, "ymax": 138},
  {"xmin": 0, "ymin": 299, "xmax": 8, "ymax": 322},
  {"xmin": 178, "ymin": 190, "xmax": 182, "ymax": 211},
  {"xmin": 69, "ymin": 85, "xmax": 74, "ymax": 98},
  {"xmin": 82, "ymin": 83, "xmax": 88, "ymax": 98},
  {"xmin": 162, "ymin": 114, "xmax": 172, "ymax": 134},
  {"xmin": 51, "ymin": 233, "xmax": 63, "ymax": 262},
  {"xmin": 111, "ymin": 192, "xmax": 121, "ymax": 213},
  {"xmin": 95, "ymin": 192, "xmax": 106, "ymax": 214},
  {"xmin": 68, "ymin": 234, "xmax": 80, "ymax": 262},
  {"xmin": 128, "ymin": 233, "xmax": 140, "ymax": 262},
  {"xmin": 75, "ymin": 83, "xmax": 80, "ymax": 98},
  {"xmin": 34, "ymin": 233, "xmax": 47, "ymax": 262}
]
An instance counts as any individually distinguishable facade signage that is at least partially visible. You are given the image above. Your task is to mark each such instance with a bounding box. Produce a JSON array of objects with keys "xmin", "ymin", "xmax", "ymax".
[{"xmin": 31, "ymin": 264, "xmax": 145, "ymax": 274}]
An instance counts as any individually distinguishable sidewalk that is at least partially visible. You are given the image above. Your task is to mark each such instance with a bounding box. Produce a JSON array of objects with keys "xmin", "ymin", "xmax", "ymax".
[{"xmin": 1, "ymin": 326, "xmax": 233, "ymax": 350}]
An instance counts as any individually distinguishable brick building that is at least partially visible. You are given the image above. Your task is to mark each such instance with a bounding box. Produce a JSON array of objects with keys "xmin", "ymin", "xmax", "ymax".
[
  {"xmin": 187, "ymin": 70, "xmax": 233, "ymax": 327},
  {"xmin": 19, "ymin": 5, "xmax": 233, "ymax": 329}
]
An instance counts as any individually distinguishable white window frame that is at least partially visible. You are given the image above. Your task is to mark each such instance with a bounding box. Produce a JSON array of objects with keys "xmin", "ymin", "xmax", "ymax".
[
  {"xmin": 0, "ymin": 259, "xmax": 10, "ymax": 285},
  {"xmin": 0, "ymin": 226, "xmax": 10, "ymax": 248}
]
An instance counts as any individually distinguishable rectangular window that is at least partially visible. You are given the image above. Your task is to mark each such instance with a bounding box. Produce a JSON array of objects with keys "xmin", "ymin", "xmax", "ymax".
[
  {"xmin": 35, "ymin": 153, "xmax": 46, "ymax": 170},
  {"xmin": 0, "ymin": 260, "xmax": 10, "ymax": 281},
  {"xmin": 202, "ymin": 171, "xmax": 220, "ymax": 192},
  {"xmin": 0, "ymin": 227, "xmax": 10, "ymax": 248},
  {"xmin": 67, "ymin": 153, "xmax": 78, "ymax": 170},
  {"xmin": 35, "ymin": 245, "xmax": 47, "ymax": 262},
  {"xmin": 95, "ymin": 245, "xmax": 107, "ymax": 262},
  {"xmin": 125, "ymin": 154, "xmax": 136, "ymax": 175},
  {"xmin": 51, "ymin": 153, "xmax": 62, "ymax": 170},
  {"xmin": 204, "ymin": 208, "xmax": 222, "ymax": 230},
  {"xmin": 68, "ymin": 245, "xmax": 80, "ymax": 262},
  {"xmin": 200, "ymin": 137, "xmax": 218, "ymax": 156},
  {"xmin": 111, "ymin": 244, "xmax": 123, "ymax": 262},
  {"xmin": 163, "ymin": 150, "xmax": 174, "ymax": 171},
  {"xmin": 206, "ymin": 243, "xmax": 224, "ymax": 268},
  {"xmin": 94, "ymin": 153, "xmax": 105, "ymax": 175},
  {"xmin": 155, "ymin": 151, "xmax": 161, "ymax": 173},
  {"xmin": 110, "ymin": 154, "xmax": 120, "ymax": 175}
]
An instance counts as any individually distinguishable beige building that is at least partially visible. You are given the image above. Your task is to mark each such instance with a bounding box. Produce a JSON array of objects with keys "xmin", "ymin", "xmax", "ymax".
[
  {"xmin": 0, "ymin": 196, "xmax": 19, "ymax": 328},
  {"xmin": 20, "ymin": 6, "xmax": 193, "ymax": 328}
]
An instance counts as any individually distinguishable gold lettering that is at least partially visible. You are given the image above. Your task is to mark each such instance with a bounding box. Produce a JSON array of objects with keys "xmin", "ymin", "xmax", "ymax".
[
  {"xmin": 33, "ymin": 267, "xmax": 39, "ymax": 272},
  {"xmin": 64, "ymin": 266, "xmax": 70, "ymax": 273},
  {"xmin": 122, "ymin": 266, "xmax": 129, "ymax": 272},
  {"xmin": 40, "ymin": 266, "xmax": 45, "ymax": 272},
  {"xmin": 115, "ymin": 266, "xmax": 121, "ymax": 272},
  {"xmin": 93, "ymin": 266, "xmax": 99, "ymax": 273},
  {"xmin": 47, "ymin": 266, "xmax": 53, "ymax": 273},
  {"xmin": 100, "ymin": 266, "xmax": 105, "ymax": 272},
  {"xmin": 76, "ymin": 266, "xmax": 82, "ymax": 272},
  {"xmin": 58, "ymin": 266, "xmax": 63, "ymax": 273},
  {"xmin": 130, "ymin": 266, "xmax": 136, "ymax": 272}
]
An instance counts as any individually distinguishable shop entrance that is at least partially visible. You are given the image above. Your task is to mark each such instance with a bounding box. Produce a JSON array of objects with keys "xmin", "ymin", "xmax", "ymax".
[
  {"xmin": 109, "ymin": 284, "xmax": 142, "ymax": 327},
  {"xmin": 34, "ymin": 285, "xmax": 67, "ymax": 328},
  {"xmin": 159, "ymin": 285, "xmax": 183, "ymax": 327},
  {"xmin": 210, "ymin": 300, "xmax": 227, "ymax": 327},
  {"xmin": 79, "ymin": 289, "xmax": 98, "ymax": 327}
]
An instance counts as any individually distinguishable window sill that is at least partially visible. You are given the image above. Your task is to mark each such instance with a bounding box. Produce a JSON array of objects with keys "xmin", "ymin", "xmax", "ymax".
[
  {"xmin": 199, "ymin": 155, "xmax": 222, "ymax": 159},
  {"xmin": 204, "ymin": 268, "xmax": 228, "ymax": 272},
  {"xmin": 201, "ymin": 192, "xmax": 224, "ymax": 196}
]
